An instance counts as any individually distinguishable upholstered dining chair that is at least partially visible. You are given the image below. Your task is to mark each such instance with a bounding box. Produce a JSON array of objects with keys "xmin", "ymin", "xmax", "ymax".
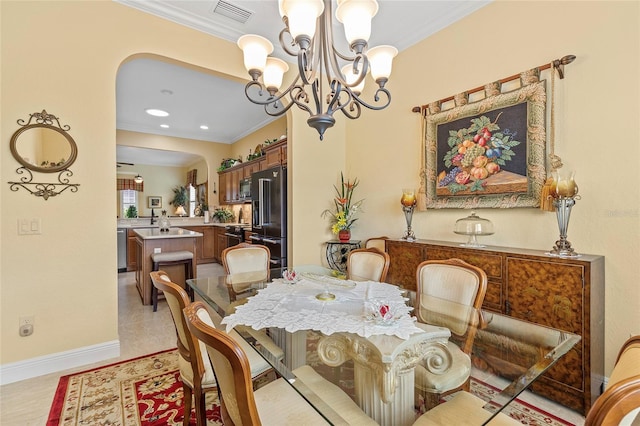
[
  {"xmin": 222, "ymin": 242, "xmax": 270, "ymax": 274},
  {"xmin": 364, "ymin": 236, "xmax": 389, "ymax": 252},
  {"xmin": 413, "ymin": 258, "xmax": 488, "ymax": 410},
  {"xmin": 411, "ymin": 391, "xmax": 522, "ymax": 425},
  {"xmin": 346, "ymin": 247, "xmax": 390, "ymax": 282},
  {"xmin": 222, "ymin": 243, "xmax": 271, "ymax": 301},
  {"xmin": 150, "ymin": 271, "xmax": 274, "ymax": 426},
  {"xmin": 184, "ymin": 301, "xmax": 333, "ymax": 425},
  {"xmin": 585, "ymin": 335, "xmax": 640, "ymax": 426}
]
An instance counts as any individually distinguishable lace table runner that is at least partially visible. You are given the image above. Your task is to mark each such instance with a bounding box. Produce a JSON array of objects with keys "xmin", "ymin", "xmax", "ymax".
[{"xmin": 222, "ymin": 274, "xmax": 425, "ymax": 339}]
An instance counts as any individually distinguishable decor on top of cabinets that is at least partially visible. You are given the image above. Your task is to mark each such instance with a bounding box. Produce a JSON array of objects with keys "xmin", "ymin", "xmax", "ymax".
[
  {"xmin": 237, "ymin": 0, "xmax": 398, "ymax": 140},
  {"xmin": 7, "ymin": 110, "xmax": 80, "ymax": 200},
  {"xmin": 400, "ymin": 188, "xmax": 417, "ymax": 242},
  {"xmin": 412, "ymin": 55, "xmax": 576, "ymax": 209},
  {"xmin": 322, "ymin": 172, "xmax": 363, "ymax": 238}
]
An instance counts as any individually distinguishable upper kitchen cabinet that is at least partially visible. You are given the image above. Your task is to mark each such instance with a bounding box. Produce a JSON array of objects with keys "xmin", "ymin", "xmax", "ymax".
[{"xmin": 218, "ymin": 139, "xmax": 287, "ymax": 205}]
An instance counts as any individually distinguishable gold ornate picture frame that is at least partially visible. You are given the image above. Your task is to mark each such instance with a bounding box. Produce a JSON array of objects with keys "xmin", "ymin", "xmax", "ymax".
[{"xmin": 424, "ymin": 80, "xmax": 547, "ymax": 209}]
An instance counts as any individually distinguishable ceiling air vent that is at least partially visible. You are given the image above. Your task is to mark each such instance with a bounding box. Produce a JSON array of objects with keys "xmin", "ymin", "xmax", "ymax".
[{"xmin": 213, "ymin": 0, "xmax": 252, "ymax": 24}]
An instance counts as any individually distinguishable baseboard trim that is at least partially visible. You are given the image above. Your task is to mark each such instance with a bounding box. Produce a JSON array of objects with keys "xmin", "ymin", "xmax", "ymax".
[{"xmin": 0, "ymin": 340, "xmax": 120, "ymax": 385}]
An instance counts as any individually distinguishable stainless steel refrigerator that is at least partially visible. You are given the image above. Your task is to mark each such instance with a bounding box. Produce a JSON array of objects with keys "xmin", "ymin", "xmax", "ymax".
[{"xmin": 250, "ymin": 166, "xmax": 287, "ymax": 267}]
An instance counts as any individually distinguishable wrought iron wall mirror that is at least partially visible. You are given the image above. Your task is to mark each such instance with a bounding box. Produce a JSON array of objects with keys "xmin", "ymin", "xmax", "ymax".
[{"xmin": 8, "ymin": 110, "xmax": 80, "ymax": 199}]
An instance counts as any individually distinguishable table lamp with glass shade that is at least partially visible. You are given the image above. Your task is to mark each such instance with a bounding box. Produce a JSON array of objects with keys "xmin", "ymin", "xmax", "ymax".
[
  {"xmin": 454, "ymin": 212, "xmax": 494, "ymax": 247},
  {"xmin": 175, "ymin": 205, "xmax": 187, "ymax": 217},
  {"xmin": 401, "ymin": 189, "xmax": 417, "ymax": 242}
]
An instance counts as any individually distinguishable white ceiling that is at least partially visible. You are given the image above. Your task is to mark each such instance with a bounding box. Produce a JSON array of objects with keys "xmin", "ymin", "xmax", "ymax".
[{"xmin": 115, "ymin": 0, "xmax": 491, "ymax": 167}]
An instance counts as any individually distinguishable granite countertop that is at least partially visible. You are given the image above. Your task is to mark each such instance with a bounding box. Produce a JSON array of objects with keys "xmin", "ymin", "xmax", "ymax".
[
  {"xmin": 133, "ymin": 227, "xmax": 204, "ymax": 239},
  {"xmin": 117, "ymin": 220, "xmax": 249, "ymax": 229}
]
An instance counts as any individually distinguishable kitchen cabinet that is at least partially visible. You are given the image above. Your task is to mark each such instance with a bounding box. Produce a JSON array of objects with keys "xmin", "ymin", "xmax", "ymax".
[
  {"xmin": 385, "ymin": 239, "xmax": 604, "ymax": 415},
  {"xmin": 216, "ymin": 227, "xmax": 227, "ymax": 262},
  {"xmin": 217, "ymin": 139, "xmax": 287, "ymax": 205},
  {"xmin": 218, "ymin": 172, "xmax": 228, "ymax": 205},
  {"xmin": 127, "ymin": 228, "xmax": 140, "ymax": 271},
  {"xmin": 263, "ymin": 139, "xmax": 287, "ymax": 168},
  {"xmin": 182, "ymin": 226, "xmax": 217, "ymax": 263}
]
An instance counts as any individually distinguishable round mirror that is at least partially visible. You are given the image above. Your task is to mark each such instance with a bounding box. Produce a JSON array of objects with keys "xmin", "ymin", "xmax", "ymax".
[{"xmin": 10, "ymin": 124, "xmax": 78, "ymax": 173}]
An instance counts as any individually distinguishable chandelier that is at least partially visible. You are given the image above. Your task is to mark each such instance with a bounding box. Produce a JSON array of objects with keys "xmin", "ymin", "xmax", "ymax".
[{"xmin": 237, "ymin": 0, "xmax": 397, "ymax": 140}]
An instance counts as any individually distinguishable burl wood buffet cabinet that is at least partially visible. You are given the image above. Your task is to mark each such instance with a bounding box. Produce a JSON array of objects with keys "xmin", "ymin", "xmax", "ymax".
[{"xmin": 386, "ymin": 239, "xmax": 604, "ymax": 415}]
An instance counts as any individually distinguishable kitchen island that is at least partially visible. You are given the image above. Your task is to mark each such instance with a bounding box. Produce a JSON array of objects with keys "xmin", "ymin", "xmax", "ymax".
[{"xmin": 133, "ymin": 227, "xmax": 203, "ymax": 305}]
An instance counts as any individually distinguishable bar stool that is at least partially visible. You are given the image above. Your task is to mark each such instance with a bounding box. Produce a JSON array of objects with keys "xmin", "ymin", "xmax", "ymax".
[{"xmin": 151, "ymin": 250, "xmax": 194, "ymax": 312}]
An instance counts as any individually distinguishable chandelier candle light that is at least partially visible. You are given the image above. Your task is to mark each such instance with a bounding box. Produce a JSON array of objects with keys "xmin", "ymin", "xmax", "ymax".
[
  {"xmin": 401, "ymin": 189, "xmax": 417, "ymax": 242},
  {"xmin": 237, "ymin": 0, "xmax": 398, "ymax": 140},
  {"xmin": 548, "ymin": 171, "xmax": 580, "ymax": 258}
]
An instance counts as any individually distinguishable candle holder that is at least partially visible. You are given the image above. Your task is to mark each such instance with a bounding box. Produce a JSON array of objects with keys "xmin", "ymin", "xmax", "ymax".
[
  {"xmin": 547, "ymin": 171, "xmax": 581, "ymax": 258},
  {"xmin": 401, "ymin": 189, "xmax": 417, "ymax": 242}
]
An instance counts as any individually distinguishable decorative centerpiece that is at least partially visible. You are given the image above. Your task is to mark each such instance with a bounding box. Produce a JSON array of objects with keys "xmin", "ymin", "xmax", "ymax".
[
  {"xmin": 365, "ymin": 300, "xmax": 403, "ymax": 326},
  {"xmin": 547, "ymin": 171, "xmax": 580, "ymax": 257},
  {"xmin": 322, "ymin": 172, "xmax": 363, "ymax": 242},
  {"xmin": 454, "ymin": 211, "xmax": 494, "ymax": 247},
  {"xmin": 158, "ymin": 210, "xmax": 171, "ymax": 232},
  {"xmin": 401, "ymin": 189, "xmax": 417, "ymax": 242}
]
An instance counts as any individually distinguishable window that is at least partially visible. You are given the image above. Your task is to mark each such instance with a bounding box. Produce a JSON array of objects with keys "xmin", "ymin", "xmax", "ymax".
[
  {"xmin": 121, "ymin": 189, "xmax": 138, "ymax": 217},
  {"xmin": 189, "ymin": 185, "xmax": 196, "ymax": 217}
]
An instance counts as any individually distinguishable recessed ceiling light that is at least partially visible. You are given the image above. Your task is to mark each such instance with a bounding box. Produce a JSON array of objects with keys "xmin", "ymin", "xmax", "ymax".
[
  {"xmin": 145, "ymin": 108, "xmax": 169, "ymax": 117},
  {"xmin": 200, "ymin": 125, "xmax": 209, "ymax": 130},
  {"xmin": 160, "ymin": 124, "xmax": 170, "ymax": 128}
]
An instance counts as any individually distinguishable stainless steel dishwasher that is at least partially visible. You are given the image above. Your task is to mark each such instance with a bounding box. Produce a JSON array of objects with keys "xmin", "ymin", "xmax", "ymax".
[{"xmin": 117, "ymin": 228, "xmax": 127, "ymax": 272}]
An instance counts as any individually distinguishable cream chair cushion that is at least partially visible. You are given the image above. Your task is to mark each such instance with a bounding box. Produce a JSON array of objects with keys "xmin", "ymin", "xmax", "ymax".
[
  {"xmin": 415, "ymin": 341, "xmax": 471, "ymax": 392},
  {"xmin": 254, "ymin": 378, "xmax": 331, "ymax": 425},
  {"xmin": 347, "ymin": 249, "xmax": 389, "ymax": 282},
  {"xmin": 364, "ymin": 237, "xmax": 387, "ymax": 252},
  {"xmin": 412, "ymin": 391, "xmax": 523, "ymax": 426},
  {"xmin": 293, "ymin": 365, "xmax": 377, "ymax": 425},
  {"xmin": 605, "ymin": 342, "xmax": 640, "ymax": 426}
]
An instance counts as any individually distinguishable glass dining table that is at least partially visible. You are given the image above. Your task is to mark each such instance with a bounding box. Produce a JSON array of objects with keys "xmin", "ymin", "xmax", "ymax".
[{"xmin": 187, "ymin": 266, "xmax": 580, "ymax": 426}]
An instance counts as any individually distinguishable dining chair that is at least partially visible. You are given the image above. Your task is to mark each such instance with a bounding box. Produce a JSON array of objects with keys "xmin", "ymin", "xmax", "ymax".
[
  {"xmin": 413, "ymin": 258, "xmax": 488, "ymax": 410},
  {"xmin": 585, "ymin": 335, "xmax": 640, "ymax": 426},
  {"xmin": 183, "ymin": 301, "xmax": 332, "ymax": 425},
  {"xmin": 222, "ymin": 242, "xmax": 270, "ymax": 274},
  {"xmin": 150, "ymin": 271, "xmax": 274, "ymax": 426},
  {"xmin": 222, "ymin": 243, "xmax": 271, "ymax": 301},
  {"xmin": 346, "ymin": 247, "xmax": 390, "ymax": 282},
  {"xmin": 411, "ymin": 391, "xmax": 523, "ymax": 425},
  {"xmin": 364, "ymin": 236, "xmax": 389, "ymax": 252}
]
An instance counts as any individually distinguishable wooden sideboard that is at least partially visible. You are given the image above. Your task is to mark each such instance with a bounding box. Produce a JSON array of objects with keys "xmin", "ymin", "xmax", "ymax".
[{"xmin": 386, "ymin": 239, "xmax": 604, "ymax": 415}]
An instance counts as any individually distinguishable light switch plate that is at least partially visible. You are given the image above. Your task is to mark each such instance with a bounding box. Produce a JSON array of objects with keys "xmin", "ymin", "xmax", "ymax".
[{"xmin": 18, "ymin": 218, "xmax": 41, "ymax": 235}]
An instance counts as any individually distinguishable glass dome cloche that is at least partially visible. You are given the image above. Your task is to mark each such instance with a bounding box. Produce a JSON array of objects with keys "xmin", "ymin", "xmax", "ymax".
[{"xmin": 454, "ymin": 211, "xmax": 494, "ymax": 247}]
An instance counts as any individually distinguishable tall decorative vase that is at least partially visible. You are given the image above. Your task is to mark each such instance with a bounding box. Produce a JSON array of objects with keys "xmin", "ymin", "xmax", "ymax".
[
  {"xmin": 401, "ymin": 189, "xmax": 417, "ymax": 242},
  {"xmin": 338, "ymin": 229, "xmax": 351, "ymax": 242}
]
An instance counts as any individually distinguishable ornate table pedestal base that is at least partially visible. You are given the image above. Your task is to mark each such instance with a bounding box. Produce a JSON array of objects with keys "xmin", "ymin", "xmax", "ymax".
[{"xmin": 318, "ymin": 329, "xmax": 451, "ymax": 426}]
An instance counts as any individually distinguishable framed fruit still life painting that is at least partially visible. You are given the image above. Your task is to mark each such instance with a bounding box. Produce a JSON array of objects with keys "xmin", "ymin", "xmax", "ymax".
[{"xmin": 424, "ymin": 80, "xmax": 547, "ymax": 208}]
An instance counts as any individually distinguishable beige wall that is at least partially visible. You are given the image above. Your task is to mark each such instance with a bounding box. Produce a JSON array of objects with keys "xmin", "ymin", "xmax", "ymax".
[
  {"xmin": 346, "ymin": 1, "xmax": 639, "ymax": 371},
  {"xmin": 231, "ymin": 117, "xmax": 287, "ymax": 162},
  {"xmin": 0, "ymin": 1, "xmax": 251, "ymax": 366},
  {"xmin": 1, "ymin": 0, "xmax": 638, "ymax": 382}
]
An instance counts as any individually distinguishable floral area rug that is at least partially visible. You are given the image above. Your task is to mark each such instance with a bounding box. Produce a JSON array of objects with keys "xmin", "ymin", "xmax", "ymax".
[{"xmin": 47, "ymin": 349, "xmax": 222, "ymax": 426}]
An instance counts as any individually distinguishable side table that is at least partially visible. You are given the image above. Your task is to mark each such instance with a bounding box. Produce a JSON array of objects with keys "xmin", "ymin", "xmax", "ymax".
[{"xmin": 325, "ymin": 240, "xmax": 361, "ymax": 272}]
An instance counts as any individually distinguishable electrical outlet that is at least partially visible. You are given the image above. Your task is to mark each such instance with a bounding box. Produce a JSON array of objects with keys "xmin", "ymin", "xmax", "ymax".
[
  {"xmin": 154, "ymin": 248, "xmax": 161, "ymax": 253},
  {"xmin": 19, "ymin": 316, "xmax": 34, "ymax": 337}
]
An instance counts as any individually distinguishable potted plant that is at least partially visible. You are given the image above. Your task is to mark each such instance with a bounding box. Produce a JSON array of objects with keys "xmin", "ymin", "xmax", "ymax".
[
  {"xmin": 212, "ymin": 208, "xmax": 234, "ymax": 223},
  {"xmin": 125, "ymin": 205, "xmax": 138, "ymax": 218},
  {"xmin": 322, "ymin": 172, "xmax": 363, "ymax": 242},
  {"xmin": 170, "ymin": 185, "xmax": 188, "ymax": 209}
]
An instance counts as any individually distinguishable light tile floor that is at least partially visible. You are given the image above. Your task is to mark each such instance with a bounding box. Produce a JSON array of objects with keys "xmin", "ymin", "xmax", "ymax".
[{"xmin": 0, "ymin": 263, "xmax": 586, "ymax": 425}]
